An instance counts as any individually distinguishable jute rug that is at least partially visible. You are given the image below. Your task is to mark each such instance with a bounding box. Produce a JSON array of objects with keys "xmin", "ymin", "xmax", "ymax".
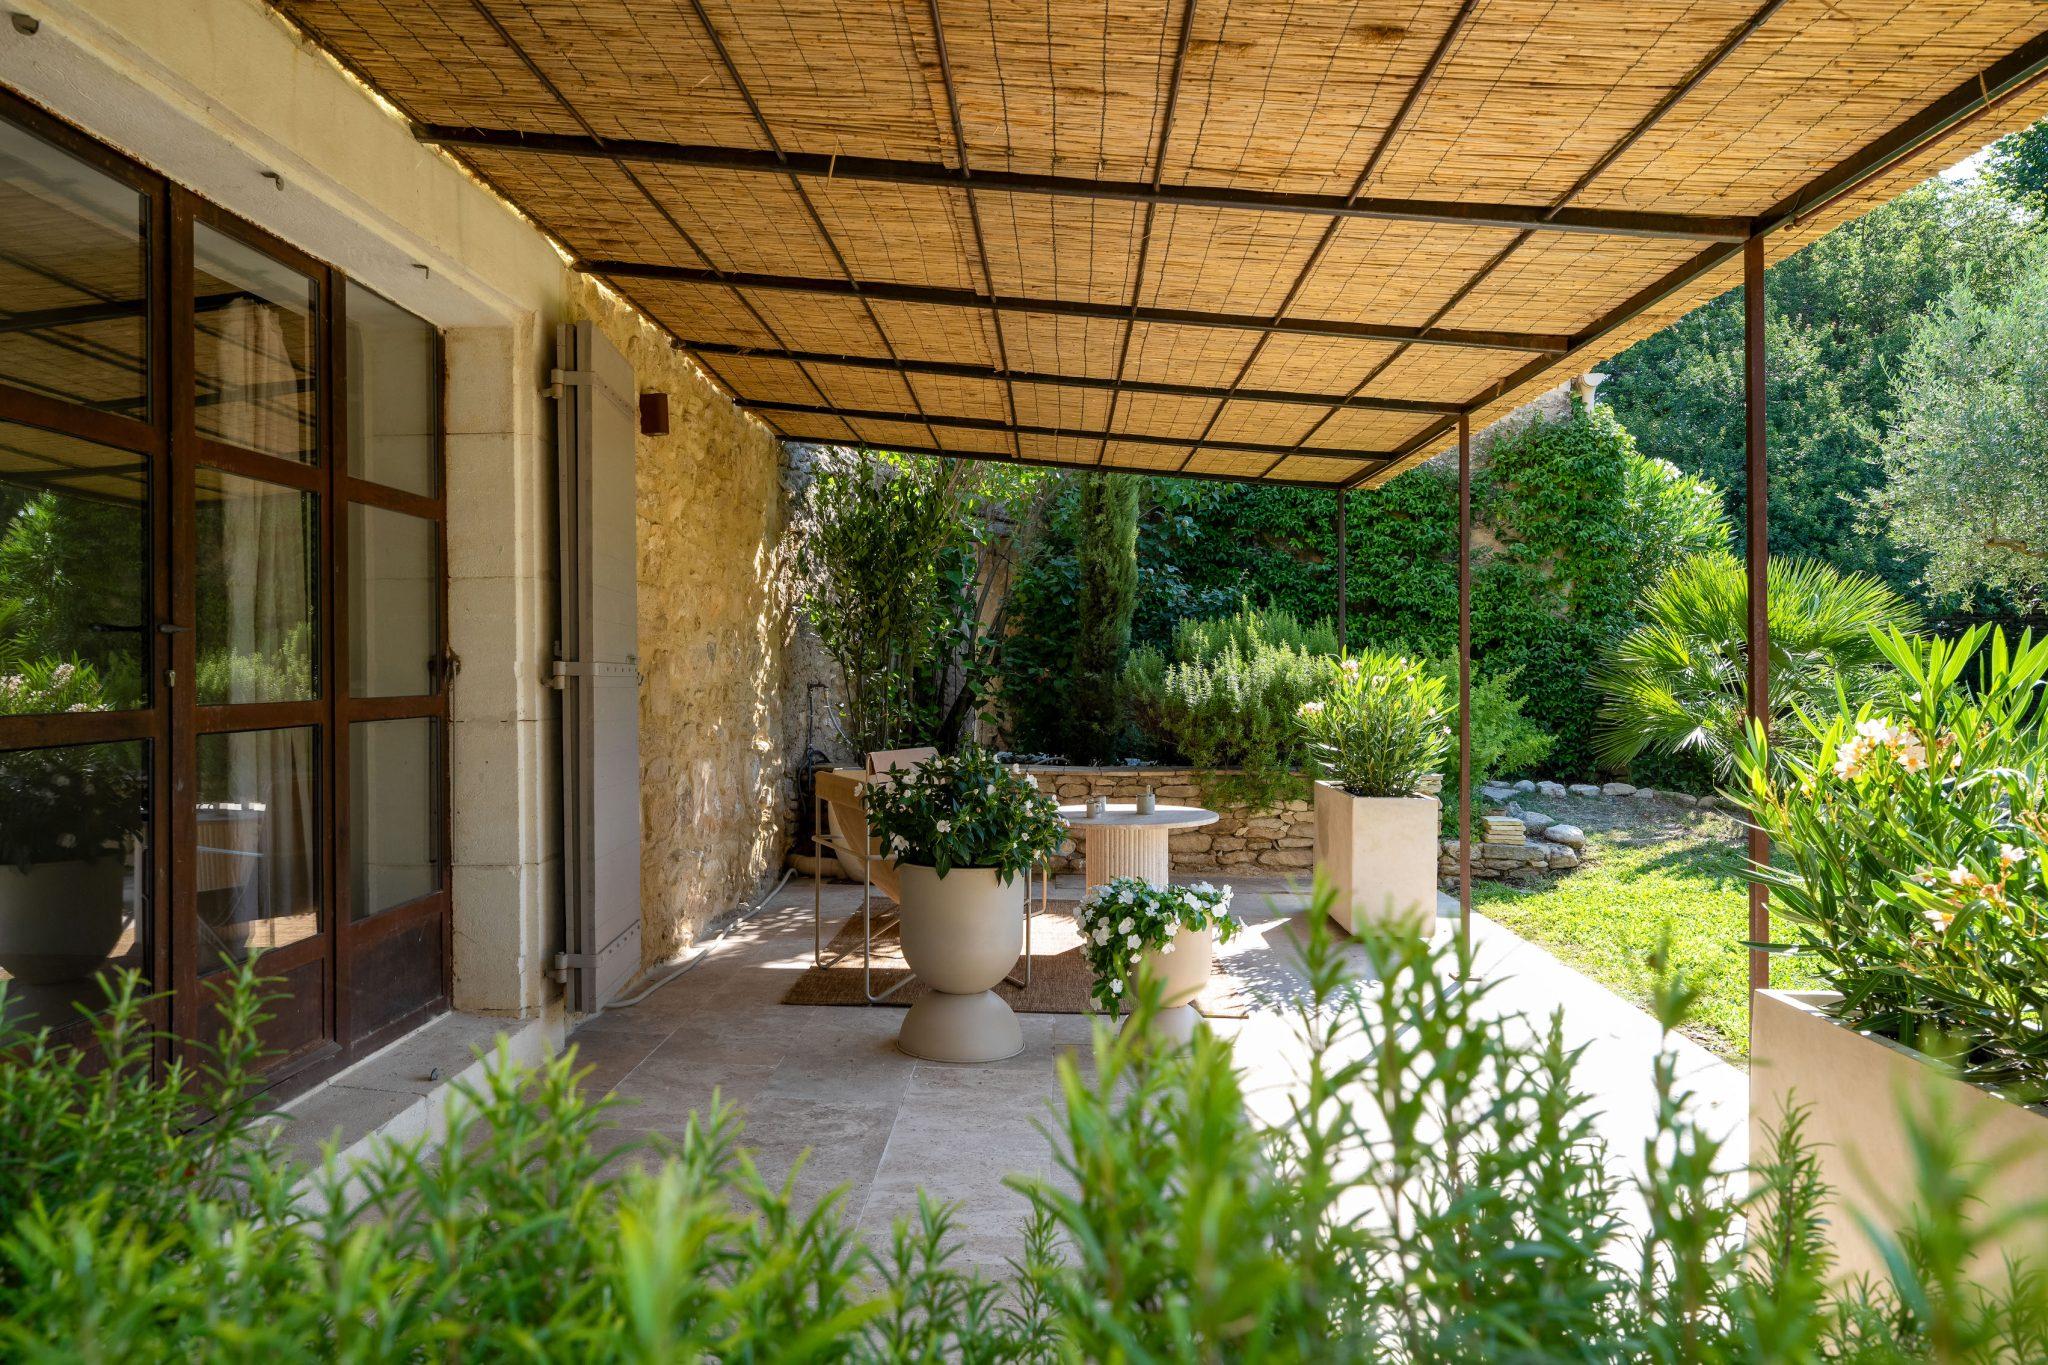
[{"xmin": 783, "ymin": 900, "xmax": 1253, "ymax": 1019}]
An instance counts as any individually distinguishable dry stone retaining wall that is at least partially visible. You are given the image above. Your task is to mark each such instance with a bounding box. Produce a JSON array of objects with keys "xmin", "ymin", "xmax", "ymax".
[{"xmin": 1023, "ymin": 767, "xmax": 1316, "ymax": 875}]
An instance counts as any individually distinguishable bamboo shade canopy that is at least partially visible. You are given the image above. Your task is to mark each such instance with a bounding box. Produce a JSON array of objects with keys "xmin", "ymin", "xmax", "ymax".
[{"xmin": 270, "ymin": 0, "xmax": 2048, "ymax": 488}]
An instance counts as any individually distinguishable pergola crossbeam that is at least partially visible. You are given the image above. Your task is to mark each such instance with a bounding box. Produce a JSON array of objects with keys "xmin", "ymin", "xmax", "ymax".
[
  {"xmin": 589, "ymin": 262, "xmax": 1571, "ymax": 353},
  {"xmin": 681, "ymin": 341, "xmax": 1461, "ymax": 414},
  {"xmin": 748, "ymin": 398, "xmax": 1390, "ymax": 460},
  {"xmin": 416, "ymin": 125, "xmax": 1748, "ymax": 242}
]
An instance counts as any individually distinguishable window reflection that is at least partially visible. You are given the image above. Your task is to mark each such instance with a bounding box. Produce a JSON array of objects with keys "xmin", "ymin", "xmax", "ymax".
[
  {"xmin": 0, "ymin": 421, "xmax": 147, "ymax": 714},
  {"xmin": 0, "ymin": 116, "xmax": 149, "ymax": 418},
  {"xmin": 192, "ymin": 223, "xmax": 317, "ymax": 463},
  {"xmin": 0, "ymin": 740, "xmax": 148, "ymax": 1031},
  {"xmin": 195, "ymin": 468, "xmax": 317, "ymax": 705},
  {"xmin": 350, "ymin": 718, "xmax": 440, "ymax": 920},
  {"xmin": 345, "ymin": 283, "xmax": 437, "ymax": 496},
  {"xmin": 196, "ymin": 727, "xmax": 317, "ymax": 971},
  {"xmin": 349, "ymin": 503, "xmax": 437, "ymax": 697}
]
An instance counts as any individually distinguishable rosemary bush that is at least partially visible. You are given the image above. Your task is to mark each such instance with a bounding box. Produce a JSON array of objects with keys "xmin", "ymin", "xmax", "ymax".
[
  {"xmin": 1072, "ymin": 876, "xmax": 1238, "ymax": 1013},
  {"xmin": 1297, "ymin": 649, "xmax": 1452, "ymax": 798},
  {"xmin": 860, "ymin": 742, "xmax": 1066, "ymax": 880},
  {"xmin": 8, "ymin": 890, "xmax": 2048, "ymax": 1358},
  {"xmin": 1737, "ymin": 625, "xmax": 2048, "ymax": 1094}
]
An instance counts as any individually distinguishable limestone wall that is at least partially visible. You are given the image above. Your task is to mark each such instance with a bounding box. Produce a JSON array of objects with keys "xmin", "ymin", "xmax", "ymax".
[
  {"xmin": 575, "ymin": 280, "xmax": 795, "ymax": 968},
  {"xmin": 1024, "ymin": 767, "xmax": 1317, "ymax": 875}
]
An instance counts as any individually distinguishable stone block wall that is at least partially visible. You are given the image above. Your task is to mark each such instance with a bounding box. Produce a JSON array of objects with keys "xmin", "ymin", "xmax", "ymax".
[
  {"xmin": 1024, "ymin": 767, "xmax": 1316, "ymax": 875},
  {"xmin": 576, "ymin": 280, "xmax": 795, "ymax": 968}
]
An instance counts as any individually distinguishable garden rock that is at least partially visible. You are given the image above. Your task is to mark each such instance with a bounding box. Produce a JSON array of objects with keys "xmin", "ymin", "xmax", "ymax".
[
  {"xmin": 1669, "ymin": 793, "xmax": 1698, "ymax": 808},
  {"xmin": 1520, "ymin": 811, "xmax": 1555, "ymax": 834},
  {"xmin": 1513, "ymin": 779, "xmax": 1536, "ymax": 793},
  {"xmin": 1541, "ymin": 842, "xmax": 1580, "ymax": 869},
  {"xmin": 1480, "ymin": 784, "xmax": 1518, "ymax": 802},
  {"xmin": 1632, "ymin": 787, "xmax": 1658, "ymax": 800},
  {"xmin": 1537, "ymin": 780, "xmax": 1568, "ymax": 798},
  {"xmin": 1601, "ymin": 782, "xmax": 1637, "ymax": 797},
  {"xmin": 1568, "ymin": 783, "xmax": 1602, "ymax": 798},
  {"xmin": 1546, "ymin": 824, "xmax": 1586, "ymax": 848}
]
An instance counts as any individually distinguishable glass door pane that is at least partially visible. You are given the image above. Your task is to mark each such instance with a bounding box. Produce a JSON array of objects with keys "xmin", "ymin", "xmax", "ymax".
[
  {"xmin": 195, "ymin": 727, "xmax": 318, "ymax": 972},
  {"xmin": 194, "ymin": 467, "xmax": 318, "ymax": 705},
  {"xmin": 0, "ymin": 116, "xmax": 150, "ymax": 419},
  {"xmin": 0, "ymin": 740, "xmax": 149, "ymax": 1031},
  {"xmin": 191, "ymin": 223, "xmax": 317, "ymax": 463}
]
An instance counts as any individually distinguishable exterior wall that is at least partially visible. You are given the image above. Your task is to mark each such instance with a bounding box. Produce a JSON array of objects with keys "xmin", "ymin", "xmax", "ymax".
[
  {"xmin": 1024, "ymin": 768, "xmax": 1316, "ymax": 875},
  {"xmin": 1, "ymin": 0, "xmax": 799, "ymax": 1014},
  {"xmin": 573, "ymin": 280, "xmax": 794, "ymax": 965}
]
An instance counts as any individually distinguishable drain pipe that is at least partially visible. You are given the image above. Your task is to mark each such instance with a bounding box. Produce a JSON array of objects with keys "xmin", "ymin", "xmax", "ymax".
[{"xmin": 583, "ymin": 866, "xmax": 797, "ymax": 1016}]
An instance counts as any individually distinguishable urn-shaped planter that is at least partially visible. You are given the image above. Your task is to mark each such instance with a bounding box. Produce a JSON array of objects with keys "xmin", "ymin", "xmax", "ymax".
[
  {"xmin": 1751, "ymin": 989, "xmax": 2048, "ymax": 1287},
  {"xmin": 1313, "ymin": 781, "xmax": 1440, "ymax": 936},
  {"xmin": 893, "ymin": 863, "xmax": 1025, "ymax": 1063},
  {"xmin": 1122, "ymin": 922, "xmax": 1213, "ymax": 1045},
  {"xmin": 0, "ymin": 858, "xmax": 128, "ymax": 985}
]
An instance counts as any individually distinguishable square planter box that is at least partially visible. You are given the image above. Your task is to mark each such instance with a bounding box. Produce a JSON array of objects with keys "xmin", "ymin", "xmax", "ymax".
[
  {"xmin": 1312, "ymin": 781, "xmax": 1439, "ymax": 936},
  {"xmin": 1751, "ymin": 990, "xmax": 2048, "ymax": 1286}
]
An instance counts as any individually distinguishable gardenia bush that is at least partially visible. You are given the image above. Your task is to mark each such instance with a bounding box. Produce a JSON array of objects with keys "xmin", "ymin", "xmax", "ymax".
[
  {"xmin": 1073, "ymin": 876, "xmax": 1238, "ymax": 1013},
  {"xmin": 10, "ymin": 890, "xmax": 2048, "ymax": 1358},
  {"xmin": 861, "ymin": 742, "xmax": 1065, "ymax": 880},
  {"xmin": 1738, "ymin": 625, "xmax": 2048, "ymax": 1094},
  {"xmin": 1298, "ymin": 649, "xmax": 1451, "ymax": 798}
]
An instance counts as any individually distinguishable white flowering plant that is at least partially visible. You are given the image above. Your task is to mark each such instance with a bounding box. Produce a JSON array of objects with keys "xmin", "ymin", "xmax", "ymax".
[
  {"xmin": 1075, "ymin": 877, "xmax": 1238, "ymax": 1014},
  {"xmin": 1737, "ymin": 625, "xmax": 2048, "ymax": 1093},
  {"xmin": 1297, "ymin": 649, "xmax": 1451, "ymax": 799},
  {"xmin": 862, "ymin": 742, "xmax": 1066, "ymax": 881}
]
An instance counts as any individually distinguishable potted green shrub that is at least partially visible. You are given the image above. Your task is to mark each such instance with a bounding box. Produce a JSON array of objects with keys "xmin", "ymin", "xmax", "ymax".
[
  {"xmin": 1299, "ymin": 651, "xmax": 1450, "ymax": 935},
  {"xmin": 1076, "ymin": 876, "xmax": 1238, "ymax": 1042},
  {"xmin": 1738, "ymin": 625, "xmax": 2048, "ymax": 1284},
  {"xmin": 863, "ymin": 743, "xmax": 1066, "ymax": 1062}
]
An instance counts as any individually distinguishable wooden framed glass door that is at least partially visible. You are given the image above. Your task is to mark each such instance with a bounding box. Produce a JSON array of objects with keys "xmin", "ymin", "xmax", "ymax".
[{"xmin": 1, "ymin": 85, "xmax": 450, "ymax": 1090}]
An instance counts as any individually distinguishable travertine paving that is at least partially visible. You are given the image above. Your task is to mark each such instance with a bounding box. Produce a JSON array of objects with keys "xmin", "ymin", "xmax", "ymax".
[{"xmin": 575, "ymin": 875, "xmax": 1745, "ymax": 1271}]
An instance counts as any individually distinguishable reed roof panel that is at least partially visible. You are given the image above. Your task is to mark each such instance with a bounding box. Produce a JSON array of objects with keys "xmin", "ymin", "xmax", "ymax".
[{"xmin": 270, "ymin": 0, "xmax": 2048, "ymax": 486}]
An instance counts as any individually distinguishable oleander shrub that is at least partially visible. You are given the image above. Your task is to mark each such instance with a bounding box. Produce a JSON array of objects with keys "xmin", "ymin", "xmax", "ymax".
[
  {"xmin": 1297, "ymin": 649, "xmax": 1452, "ymax": 799},
  {"xmin": 1737, "ymin": 625, "xmax": 2048, "ymax": 1095}
]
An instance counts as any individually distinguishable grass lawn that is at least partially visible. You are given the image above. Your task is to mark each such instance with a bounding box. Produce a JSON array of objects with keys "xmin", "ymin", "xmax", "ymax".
[{"xmin": 1471, "ymin": 796, "xmax": 1820, "ymax": 1062}]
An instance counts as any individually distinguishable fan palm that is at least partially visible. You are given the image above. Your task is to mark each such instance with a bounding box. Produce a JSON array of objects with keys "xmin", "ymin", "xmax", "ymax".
[{"xmin": 1593, "ymin": 551, "xmax": 1920, "ymax": 776}]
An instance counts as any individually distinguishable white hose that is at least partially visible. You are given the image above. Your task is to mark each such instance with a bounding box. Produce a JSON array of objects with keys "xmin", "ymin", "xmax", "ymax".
[{"xmin": 586, "ymin": 866, "xmax": 798, "ymax": 1014}]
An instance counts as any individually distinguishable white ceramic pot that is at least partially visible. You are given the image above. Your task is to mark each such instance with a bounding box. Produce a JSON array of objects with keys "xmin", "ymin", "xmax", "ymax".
[
  {"xmin": 0, "ymin": 858, "xmax": 128, "ymax": 984},
  {"xmin": 1752, "ymin": 989, "xmax": 2048, "ymax": 1286},
  {"xmin": 1313, "ymin": 781, "xmax": 1440, "ymax": 936},
  {"xmin": 1122, "ymin": 922, "xmax": 1214, "ymax": 1045},
  {"xmin": 893, "ymin": 863, "xmax": 1025, "ymax": 1063}
]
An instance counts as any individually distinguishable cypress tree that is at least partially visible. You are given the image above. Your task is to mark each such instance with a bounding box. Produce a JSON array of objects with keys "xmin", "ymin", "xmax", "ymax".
[{"xmin": 1068, "ymin": 471, "xmax": 1139, "ymax": 762}]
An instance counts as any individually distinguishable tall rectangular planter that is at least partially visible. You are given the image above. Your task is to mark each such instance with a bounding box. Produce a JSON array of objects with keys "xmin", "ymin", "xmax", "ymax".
[
  {"xmin": 1312, "ymin": 781, "xmax": 1439, "ymax": 936},
  {"xmin": 1751, "ymin": 990, "xmax": 2048, "ymax": 1286}
]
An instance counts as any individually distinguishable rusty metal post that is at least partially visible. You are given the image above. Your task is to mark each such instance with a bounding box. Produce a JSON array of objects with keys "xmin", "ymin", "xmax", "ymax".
[
  {"xmin": 1744, "ymin": 235, "xmax": 1771, "ymax": 1010},
  {"xmin": 1457, "ymin": 413, "xmax": 1473, "ymax": 959},
  {"xmin": 1335, "ymin": 489, "xmax": 1349, "ymax": 654}
]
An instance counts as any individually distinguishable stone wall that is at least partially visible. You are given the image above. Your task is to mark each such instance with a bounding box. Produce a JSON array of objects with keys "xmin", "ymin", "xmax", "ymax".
[
  {"xmin": 1024, "ymin": 767, "xmax": 1316, "ymax": 875},
  {"xmin": 575, "ymin": 280, "xmax": 795, "ymax": 968}
]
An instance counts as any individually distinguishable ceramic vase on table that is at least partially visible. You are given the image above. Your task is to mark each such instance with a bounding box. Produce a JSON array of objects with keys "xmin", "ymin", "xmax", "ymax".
[
  {"xmin": 1122, "ymin": 922, "xmax": 1214, "ymax": 1045},
  {"xmin": 893, "ymin": 863, "xmax": 1024, "ymax": 1063}
]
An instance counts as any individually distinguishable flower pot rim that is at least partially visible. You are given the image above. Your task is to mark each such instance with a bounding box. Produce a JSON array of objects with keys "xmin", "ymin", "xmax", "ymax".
[
  {"xmin": 1758, "ymin": 988, "xmax": 2048, "ymax": 1116},
  {"xmin": 1313, "ymin": 779, "xmax": 1440, "ymax": 804}
]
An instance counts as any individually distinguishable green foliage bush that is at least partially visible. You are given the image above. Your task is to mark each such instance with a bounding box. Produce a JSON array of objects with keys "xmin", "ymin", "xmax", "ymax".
[
  {"xmin": 1739, "ymin": 627, "xmax": 2048, "ymax": 1094},
  {"xmin": 1123, "ymin": 604, "xmax": 1337, "ymax": 800},
  {"xmin": 14, "ymin": 894, "xmax": 2048, "ymax": 1358}
]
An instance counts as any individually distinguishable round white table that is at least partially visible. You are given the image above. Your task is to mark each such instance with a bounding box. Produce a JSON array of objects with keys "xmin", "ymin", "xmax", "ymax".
[{"xmin": 1057, "ymin": 802, "xmax": 1219, "ymax": 890}]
